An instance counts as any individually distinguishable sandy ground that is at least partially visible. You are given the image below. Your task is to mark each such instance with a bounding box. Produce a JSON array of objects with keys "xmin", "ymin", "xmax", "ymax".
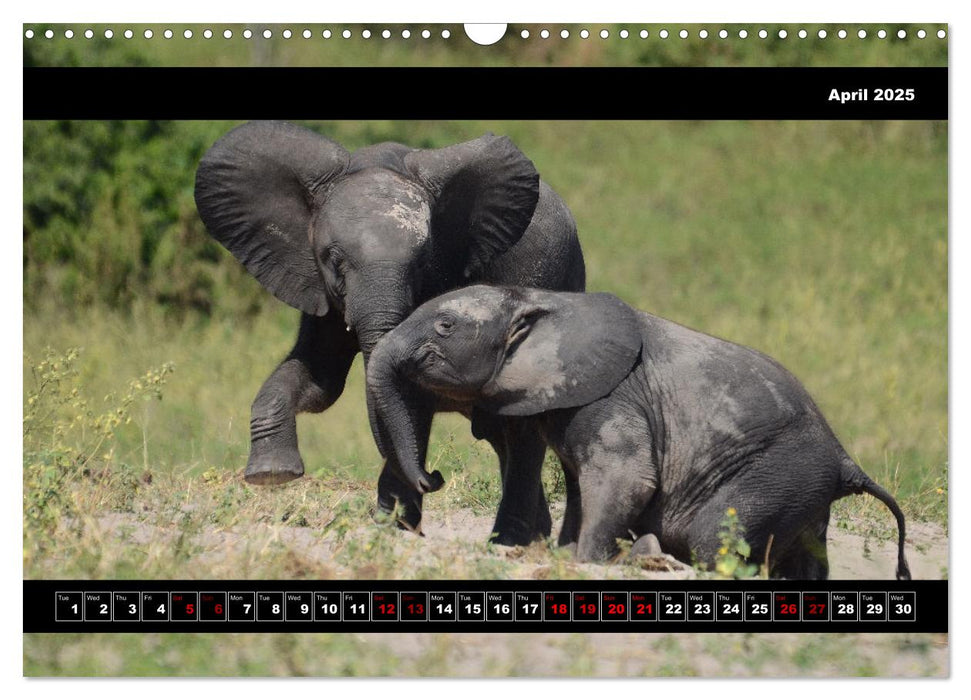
[
  {"xmin": 32, "ymin": 506, "xmax": 949, "ymax": 677},
  {"xmin": 88, "ymin": 500, "xmax": 947, "ymax": 581}
]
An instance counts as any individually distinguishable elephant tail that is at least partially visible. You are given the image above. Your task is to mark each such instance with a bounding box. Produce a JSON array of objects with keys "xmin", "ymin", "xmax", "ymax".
[{"xmin": 839, "ymin": 458, "xmax": 912, "ymax": 580}]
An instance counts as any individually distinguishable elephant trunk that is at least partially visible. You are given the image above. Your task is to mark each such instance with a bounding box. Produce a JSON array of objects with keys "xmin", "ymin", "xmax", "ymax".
[
  {"xmin": 345, "ymin": 264, "xmax": 416, "ymax": 360},
  {"xmin": 366, "ymin": 333, "xmax": 444, "ymax": 495}
]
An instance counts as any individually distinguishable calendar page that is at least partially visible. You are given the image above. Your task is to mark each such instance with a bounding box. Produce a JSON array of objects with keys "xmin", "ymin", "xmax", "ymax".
[{"xmin": 22, "ymin": 21, "xmax": 948, "ymax": 677}]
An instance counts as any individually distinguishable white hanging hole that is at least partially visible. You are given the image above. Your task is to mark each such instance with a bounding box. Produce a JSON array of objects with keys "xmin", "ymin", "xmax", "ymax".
[
  {"xmin": 560, "ymin": 29, "xmax": 570, "ymax": 39},
  {"xmin": 303, "ymin": 29, "xmax": 311, "ymax": 39},
  {"xmin": 422, "ymin": 29, "xmax": 431, "ymax": 39},
  {"xmin": 877, "ymin": 29, "xmax": 887, "ymax": 39},
  {"xmin": 639, "ymin": 30, "xmax": 648, "ymax": 39},
  {"xmin": 719, "ymin": 29, "xmax": 728, "ymax": 39},
  {"xmin": 540, "ymin": 29, "xmax": 550, "ymax": 39},
  {"xmin": 45, "ymin": 29, "xmax": 54, "ymax": 39},
  {"xmin": 580, "ymin": 29, "xmax": 589, "ymax": 39},
  {"xmin": 464, "ymin": 24, "xmax": 504, "ymax": 44},
  {"xmin": 619, "ymin": 29, "xmax": 629, "ymax": 39},
  {"xmin": 818, "ymin": 29, "xmax": 827, "ymax": 39},
  {"xmin": 362, "ymin": 30, "xmax": 371, "ymax": 39},
  {"xmin": 144, "ymin": 29, "xmax": 153, "ymax": 39},
  {"xmin": 699, "ymin": 30, "xmax": 708, "ymax": 39},
  {"xmin": 382, "ymin": 29, "xmax": 391, "ymax": 39},
  {"xmin": 163, "ymin": 29, "xmax": 173, "ymax": 39},
  {"xmin": 521, "ymin": 29, "xmax": 530, "ymax": 39},
  {"xmin": 183, "ymin": 29, "xmax": 192, "ymax": 39},
  {"xmin": 25, "ymin": 29, "xmax": 34, "ymax": 39},
  {"xmin": 659, "ymin": 29, "xmax": 668, "ymax": 39},
  {"xmin": 84, "ymin": 29, "xmax": 93, "ymax": 39},
  {"xmin": 798, "ymin": 29, "xmax": 807, "ymax": 39},
  {"xmin": 897, "ymin": 29, "xmax": 907, "ymax": 39},
  {"xmin": 917, "ymin": 29, "xmax": 926, "ymax": 39},
  {"xmin": 778, "ymin": 29, "xmax": 787, "ymax": 39},
  {"xmin": 242, "ymin": 29, "xmax": 252, "ymax": 39},
  {"xmin": 937, "ymin": 29, "xmax": 946, "ymax": 39},
  {"xmin": 223, "ymin": 29, "xmax": 232, "ymax": 39},
  {"xmin": 441, "ymin": 29, "xmax": 451, "ymax": 39},
  {"xmin": 402, "ymin": 29, "xmax": 411, "ymax": 39},
  {"xmin": 858, "ymin": 29, "xmax": 867, "ymax": 39},
  {"xmin": 600, "ymin": 29, "xmax": 609, "ymax": 39},
  {"xmin": 65, "ymin": 29, "xmax": 74, "ymax": 39},
  {"xmin": 262, "ymin": 29, "xmax": 271, "ymax": 39},
  {"xmin": 342, "ymin": 29, "xmax": 351, "ymax": 39},
  {"xmin": 105, "ymin": 29, "xmax": 114, "ymax": 39},
  {"xmin": 322, "ymin": 30, "xmax": 332, "ymax": 39},
  {"xmin": 739, "ymin": 29, "xmax": 748, "ymax": 39},
  {"xmin": 203, "ymin": 29, "xmax": 212, "ymax": 39},
  {"xmin": 758, "ymin": 29, "xmax": 767, "ymax": 39},
  {"xmin": 283, "ymin": 29, "xmax": 292, "ymax": 39},
  {"xmin": 124, "ymin": 29, "xmax": 133, "ymax": 39},
  {"xmin": 679, "ymin": 29, "xmax": 688, "ymax": 39},
  {"xmin": 838, "ymin": 29, "xmax": 847, "ymax": 39}
]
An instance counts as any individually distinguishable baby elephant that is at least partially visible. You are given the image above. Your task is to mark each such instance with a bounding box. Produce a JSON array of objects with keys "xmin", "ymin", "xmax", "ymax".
[{"xmin": 367, "ymin": 285, "xmax": 911, "ymax": 580}]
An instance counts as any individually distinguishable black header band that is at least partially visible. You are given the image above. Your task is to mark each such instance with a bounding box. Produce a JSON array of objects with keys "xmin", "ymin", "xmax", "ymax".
[{"xmin": 24, "ymin": 67, "xmax": 947, "ymax": 120}]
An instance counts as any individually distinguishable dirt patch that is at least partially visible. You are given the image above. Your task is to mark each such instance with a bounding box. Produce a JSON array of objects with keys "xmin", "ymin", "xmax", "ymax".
[
  {"xmin": 86, "ymin": 502, "xmax": 946, "ymax": 581},
  {"xmin": 828, "ymin": 519, "xmax": 948, "ymax": 580}
]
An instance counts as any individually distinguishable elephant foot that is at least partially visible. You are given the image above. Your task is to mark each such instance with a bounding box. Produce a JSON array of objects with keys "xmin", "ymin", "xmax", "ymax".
[
  {"xmin": 244, "ymin": 445, "xmax": 305, "ymax": 485},
  {"xmin": 489, "ymin": 527, "xmax": 544, "ymax": 547},
  {"xmin": 375, "ymin": 493, "xmax": 424, "ymax": 535},
  {"xmin": 376, "ymin": 467, "xmax": 425, "ymax": 534},
  {"xmin": 630, "ymin": 533, "xmax": 663, "ymax": 557},
  {"xmin": 371, "ymin": 505, "xmax": 424, "ymax": 535}
]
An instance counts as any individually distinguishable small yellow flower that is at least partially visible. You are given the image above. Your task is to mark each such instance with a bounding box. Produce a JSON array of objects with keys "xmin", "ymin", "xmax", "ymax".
[
  {"xmin": 936, "ymin": 488, "xmax": 944, "ymax": 495},
  {"xmin": 718, "ymin": 546, "xmax": 728, "ymax": 556},
  {"xmin": 726, "ymin": 507, "xmax": 737, "ymax": 517}
]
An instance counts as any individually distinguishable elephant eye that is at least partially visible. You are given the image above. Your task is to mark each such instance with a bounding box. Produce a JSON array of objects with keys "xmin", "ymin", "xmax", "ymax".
[{"xmin": 434, "ymin": 318, "xmax": 454, "ymax": 336}]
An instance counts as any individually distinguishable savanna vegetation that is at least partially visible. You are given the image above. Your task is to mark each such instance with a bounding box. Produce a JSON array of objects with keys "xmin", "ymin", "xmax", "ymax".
[{"xmin": 23, "ymin": 27, "xmax": 947, "ymax": 677}]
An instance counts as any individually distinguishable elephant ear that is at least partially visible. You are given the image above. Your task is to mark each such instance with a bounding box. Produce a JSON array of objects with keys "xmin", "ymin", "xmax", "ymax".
[
  {"xmin": 404, "ymin": 134, "xmax": 540, "ymax": 280},
  {"xmin": 483, "ymin": 291, "xmax": 643, "ymax": 416},
  {"xmin": 194, "ymin": 121, "xmax": 349, "ymax": 316}
]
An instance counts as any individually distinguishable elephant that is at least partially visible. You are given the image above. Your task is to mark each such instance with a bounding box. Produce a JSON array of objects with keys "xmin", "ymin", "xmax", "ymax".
[
  {"xmin": 194, "ymin": 121, "xmax": 585, "ymax": 544},
  {"xmin": 366, "ymin": 284, "xmax": 912, "ymax": 579}
]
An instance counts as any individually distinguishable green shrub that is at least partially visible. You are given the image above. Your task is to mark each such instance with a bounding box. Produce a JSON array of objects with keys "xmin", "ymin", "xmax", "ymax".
[{"xmin": 23, "ymin": 347, "xmax": 174, "ymax": 552}]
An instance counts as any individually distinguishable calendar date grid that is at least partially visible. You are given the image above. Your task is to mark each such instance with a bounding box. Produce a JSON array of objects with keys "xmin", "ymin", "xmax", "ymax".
[{"xmin": 41, "ymin": 584, "xmax": 931, "ymax": 631}]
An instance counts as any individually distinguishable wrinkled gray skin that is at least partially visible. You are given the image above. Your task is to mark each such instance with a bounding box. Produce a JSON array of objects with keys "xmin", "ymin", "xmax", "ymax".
[
  {"xmin": 194, "ymin": 122, "xmax": 584, "ymax": 543},
  {"xmin": 367, "ymin": 285, "xmax": 911, "ymax": 579}
]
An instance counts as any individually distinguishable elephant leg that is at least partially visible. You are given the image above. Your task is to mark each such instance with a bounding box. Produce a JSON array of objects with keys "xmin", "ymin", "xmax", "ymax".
[
  {"xmin": 574, "ymin": 453, "xmax": 657, "ymax": 563},
  {"xmin": 557, "ymin": 464, "xmax": 582, "ymax": 548},
  {"xmin": 246, "ymin": 312, "xmax": 358, "ymax": 485},
  {"xmin": 490, "ymin": 418, "xmax": 551, "ymax": 546},
  {"xmin": 374, "ymin": 404, "xmax": 434, "ymax": 533},
  {"xmin": 470, "ymin": 411, "xmax": 552, "ymax": 545},
  {"xmin": 772, "ymin": 512, "xmax": 831, "ymax": 580}
]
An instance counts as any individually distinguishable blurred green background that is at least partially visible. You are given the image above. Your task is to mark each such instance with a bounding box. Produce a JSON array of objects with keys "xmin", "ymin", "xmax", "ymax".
[{"xmin": 23, "ymin": 117, "xmax": 947, "ymax": 505}]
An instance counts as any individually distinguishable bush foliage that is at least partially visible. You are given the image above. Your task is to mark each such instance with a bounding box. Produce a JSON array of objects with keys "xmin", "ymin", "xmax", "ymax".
[{"xmin": 24, "ymin": 120, "xmax": 266, "ymax": 317}]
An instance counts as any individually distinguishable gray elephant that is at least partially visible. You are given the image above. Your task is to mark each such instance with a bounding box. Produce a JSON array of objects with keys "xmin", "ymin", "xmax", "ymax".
[
  {"xmin": 194, "ymin": 121, "xmax": 585, "ymax": 543},
  {"xmin": 366, "ymin": 285, "xmax": 911, "ymax": 579}
]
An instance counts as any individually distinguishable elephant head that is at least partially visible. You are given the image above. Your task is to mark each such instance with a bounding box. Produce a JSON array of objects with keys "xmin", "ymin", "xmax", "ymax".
[
  {"xmin": 194, "ymin": 121, "xmax": 541, "ymax": 358},
  {"xmin": 366, "ymin": 285, "xmax": 642, "ymax": 492}
]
